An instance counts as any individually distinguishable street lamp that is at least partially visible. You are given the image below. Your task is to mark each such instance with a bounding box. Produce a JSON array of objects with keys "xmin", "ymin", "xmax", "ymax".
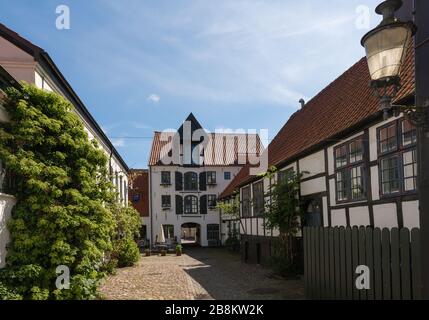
[
  {"xmin": 362, "ymin": 0, "xmax": 429, "ymax": 300},
  {"xmin": 361, "ymin": 0, "xmax": 421, "ymax": 121}
]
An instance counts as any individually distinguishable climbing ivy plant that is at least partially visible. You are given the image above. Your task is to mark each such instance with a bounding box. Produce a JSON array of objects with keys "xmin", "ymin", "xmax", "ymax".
[
  {"xmin": 0, "ymin": 84, "xmax": 118, "ymax": 300},
  {"xmin": 262, "ymin": 166, "xmax": 306, "ymax": 275}
]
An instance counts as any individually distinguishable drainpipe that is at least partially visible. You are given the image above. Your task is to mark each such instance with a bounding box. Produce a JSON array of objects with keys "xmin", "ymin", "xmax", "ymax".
[
  {"xmin": 415, "ymin": 0, "xmax": 429, "ymax": 300},
  {"xmin": 149, "ymin": 166, "xmax": 154, "ymax": 247}
]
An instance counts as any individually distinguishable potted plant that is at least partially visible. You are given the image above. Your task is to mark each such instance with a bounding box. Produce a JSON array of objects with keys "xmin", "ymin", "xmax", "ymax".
[
  {"xmin": 175, "ymin": 244, "xmax": 183, "ymax": 256},
  {"xmin": 144, "ymin": 249, "xmax": 151, "ymax": 257},
  {"xmin": 160, "ymin": 250, "xmax": 167, "ymax": 256}
]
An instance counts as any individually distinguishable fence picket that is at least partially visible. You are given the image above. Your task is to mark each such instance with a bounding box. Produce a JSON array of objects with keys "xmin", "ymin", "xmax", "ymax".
[
  {"xmin": 302, "ymin": 226, "xmax": 420, "ymax": 301},
  {"xmin": 314, "ymin": 227, "xmax": 321, "ymax": 299},
  {"xmin": 323, "ymin": 227, "xmax": 330, "ymax": 299},
  {"xmin": 304, "ymin": 227, "xmax": 309, "ymax": 298},
  {"xmin": 339, "ymin": 227, "xmax": 347, "ymax": 299},
  {"xmin": 373, "ymin": 228, "xmax": 383, "ymax": 300},
  {"xmin": 318, "ymin": 227, "xmax": 326, "ymax": 299},
  {"xmin": 334, "ymin": 227, "xmax": 341, "ymax": 299},
  {"xmin": 309, "ymin": 227, "xmax": 315, "ymax": 299},
  {"xmin": 382, "ymin": 228, "xmax": 392, "ymax": 300},
  {"xmin": 358, "ymin": 226, "xmax": 367, "ymax": 300},
  {"xmin": 390, "ymin": 228, "xmax": 401, "ymax": 300},
  {"xmin": 345, "ymin": 227, "xmax": 353, "ymax": 300},
  {"xmin": 411, "ymin": 229, "xmax": 422, "ymax": 300},
  {"xmin": 329, "ymin": 228, "xmax": 335, "ymax": 299},
  {"xmin": 400, "ymin": 228, "xmax": 411, "ymax": 300},
  {"xmin": 365, "ymin": 227, "xmax": 374, "ymax": 300},
  {"xmin": 351, "ymin": 227, "xmax": 360, "ymax": 300}
]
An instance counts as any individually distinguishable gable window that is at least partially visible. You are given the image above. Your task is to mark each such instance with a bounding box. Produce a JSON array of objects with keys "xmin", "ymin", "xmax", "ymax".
[
  {"xmin": 208, "ymin": 195, "xmax": 217, "ymax": 209},
  {"xmin": 184, "ymin": 195, "xmax": 198, "ymax": 214},
  {"xmin": 224, "ymin": 172, "xmax": 231, "ymax": 180},
  {"xmin": 161, "ymin": 171, "xmax": 171, "ymax": 185},
  {"xmin": 241, "ymin": 186, "xmax": 251, "ymax": 217},
  {"xmin": 252, "ymin": 181, "xmax": 264, "ymax": 216},
  {"xmin": 162, "ymin": 195, "xmax": 171, "ymax": 209},
  {"xmin": 334, "ymin": 137, "xmax": 366, "ymax": 202},
  {"xmin": 207, "ymin": 171, "xmax": 217, "ymax": 185},
  {"xmin": 184, "ymin": 172, "xmax": 198, "ymax": 191},
  {"xmin": 378, "ymin": 119, "xmax": 417, "ymax": 196}
]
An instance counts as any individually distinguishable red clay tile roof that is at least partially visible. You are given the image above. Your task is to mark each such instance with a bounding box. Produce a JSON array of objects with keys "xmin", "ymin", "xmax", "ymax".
[
  {"xmin": 219, "ymin": 44, "xmax": 415, "ymax": 199},
  {"xmin": 149, "ymin": 131, "xmax": 261, "ymax": 166}
]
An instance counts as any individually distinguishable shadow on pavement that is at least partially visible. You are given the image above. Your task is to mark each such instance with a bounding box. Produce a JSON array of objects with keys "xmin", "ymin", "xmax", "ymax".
[{"xmin": 181, "ymin": 247, "xmax": 305, "ymax": 300}]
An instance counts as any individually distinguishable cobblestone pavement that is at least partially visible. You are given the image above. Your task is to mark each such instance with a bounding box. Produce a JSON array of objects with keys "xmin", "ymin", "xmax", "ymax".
[{"xmin": 99, "ymin": 247, "xmax": 305, "ymax": 300}]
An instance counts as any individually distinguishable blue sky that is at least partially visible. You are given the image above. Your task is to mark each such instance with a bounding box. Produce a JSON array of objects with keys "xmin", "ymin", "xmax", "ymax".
[{"xmin": 0, "ymin": 0, "xmax": 380, "ymax": 168}]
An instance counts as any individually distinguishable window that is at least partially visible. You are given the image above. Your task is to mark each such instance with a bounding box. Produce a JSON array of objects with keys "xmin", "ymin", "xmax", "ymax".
[
  {"xmin": 207, "ymin": 171, "xmax": 217, "ymax": 185},
  {"xmin": 252, "ymin": 181, "xmax": 264, "ymax": 216},
  {"xmin": 161, "ymin": 171, "xmax": 171, "ymax": 185},
  {"xmin": 334, "ymin": 137, "xmax": 366, "ymax": 202},
  {"xmin": 207, "ymin": 224, "xmax": 220, "ymax": 241},
  {"xmin": 162, "ymin": 195, "xmax": 171, "ymax": 209},
  {"xmin": 379, "ymin": 123, "xmax": 398, "ymax": 154},
  {"xmin": 208, "ymin": 195, "xmax": 217, "ymax": 209},
  {"xmin": 0, "ymin": 161, "xmax": 18, "ymax": 194},
  {"xmin": 242, "ymin": 186, "xmax": 251, "ymax": 217},
  {"xmin": 163, "ymin": 225, "xmax": 174, "ymax": 240},
  {"xmin": 140, "ymin": 225, "xmax": 147, "ymax": 240},
  {"xmin": 224, "ymin": 172, "xmax": 231, "ymax": 180},
  {"xmin": 132, "ymin": 193, "xmax": 141, "ymax": 203},
  {"xmin": 278, "ymin": 168, "xmax": 293, "ymax": 183},
  {"xmin": 184, "ymin": 195, "xmax": 198, "ymax": 214},
  {"xmin": 184, "ymin": 172, "xmax": 198, "ymax": 191},
  {"xmin": 378, "ymin": 119, "xmax": 417, "ymax": 196},
  {"xmin": 380, "ymin": 156, "xmax": 401, "ymax": 194},
  {"xmin": 402, "ymin": 119, "xmax": 417, "ymax": 147}
]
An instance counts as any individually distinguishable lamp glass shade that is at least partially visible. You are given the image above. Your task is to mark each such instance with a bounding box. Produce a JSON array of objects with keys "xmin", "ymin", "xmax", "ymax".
[{"xmin": 362, "ymin": 24, "xmax": 411, "ymax": 81}]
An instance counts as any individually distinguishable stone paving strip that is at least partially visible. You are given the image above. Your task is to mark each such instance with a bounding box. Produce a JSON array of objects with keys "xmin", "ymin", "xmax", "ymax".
[{"xmin": 99, "ymin": 248, "xmax": 305, "ymax": 300}]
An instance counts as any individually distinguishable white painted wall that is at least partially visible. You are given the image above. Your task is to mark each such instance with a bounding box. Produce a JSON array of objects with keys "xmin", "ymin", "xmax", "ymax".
[
  {"xmin": 299, "ymin": 150, "xmax": 325, "ymax": 178},
  {"xmin": 402, "ymin": 201, "xmax": 420, "ymax": 229},
  {"xmin": 373, "ymin": 203, "xmax": 398, "ymax": 229},
  {"xmin": 150, "ymin": 165, "xmax": 242, "ymax": 247},
  {"xmin": 331, "ymin": 209, "xmax": 347, "ymax": 227},
  {"xmin": 349, "ymin": 206, "xmax": 370, "ymax": 227},
  {"xmin": 0, "ymin": 194, "xmax": 16, "ymax": 268},
  {"xmin": 300, "ymin": 176, "xmax": 326, "ymax": 196}
]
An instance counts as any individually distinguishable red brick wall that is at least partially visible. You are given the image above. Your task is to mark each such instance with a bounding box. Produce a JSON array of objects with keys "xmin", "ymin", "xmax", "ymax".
[{"xmin": 129, "ymin": 169, "xmax": 149, "ymax": 217}]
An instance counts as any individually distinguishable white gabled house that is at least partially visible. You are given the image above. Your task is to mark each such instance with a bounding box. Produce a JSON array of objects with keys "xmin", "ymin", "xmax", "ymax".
[
  {"xmin": 219, "ymin": 43, "xmax": 417, "ymax": 265},
  {"xmin": 0, "ymin": 24, "xmax": 129, "ymax": 268},
  {"xmin": 147, "ymin": 113, "xmax": 261, "ymax": 247}
]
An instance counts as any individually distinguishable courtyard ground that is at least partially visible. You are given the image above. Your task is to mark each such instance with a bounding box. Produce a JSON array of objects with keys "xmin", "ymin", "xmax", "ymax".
[{"xmin": 99, "ymin": 247, "xmax": 305, "ymax": 300}]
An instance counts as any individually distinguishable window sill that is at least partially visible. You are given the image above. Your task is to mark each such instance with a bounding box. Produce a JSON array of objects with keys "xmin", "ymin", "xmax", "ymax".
[
  {"xmin": 335, "ymin": 198, "xmax": 367, "ymax": 205},
  {"xmin": 379, "ymin": 190, "xmax": 417, "ymax": 199},
  {"xmin": 160, "ymin": 183, "xmax": 171, "ymax": 187}
]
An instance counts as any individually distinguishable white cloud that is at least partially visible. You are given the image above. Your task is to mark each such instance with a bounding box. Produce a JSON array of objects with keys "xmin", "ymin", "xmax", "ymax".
[
  {"xmin": 147, "ymin": 94, "xmax": 160, "ymax": 103},
  {"xmin": 112, "ymin": 138, "xmax": 125, "ymax": 147},
  {"xmin": 77, "ymin": 0, "xmax": 379, "ymax": 109}
]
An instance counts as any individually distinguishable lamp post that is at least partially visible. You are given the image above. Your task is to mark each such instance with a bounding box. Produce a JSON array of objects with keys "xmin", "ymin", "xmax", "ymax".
[
  {"xmin": 361, "ymin": 0, "xmax": 416, "ymax": 120},
  {"xmin": 361, "ymin": 0, "xmax": 429, "ymax": 299}
]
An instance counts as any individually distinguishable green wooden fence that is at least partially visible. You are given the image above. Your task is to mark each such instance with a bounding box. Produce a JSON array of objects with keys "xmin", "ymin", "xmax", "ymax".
[{"xmin": 303, "ymin": 226, "xmax": 422, "ymax": 300}]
